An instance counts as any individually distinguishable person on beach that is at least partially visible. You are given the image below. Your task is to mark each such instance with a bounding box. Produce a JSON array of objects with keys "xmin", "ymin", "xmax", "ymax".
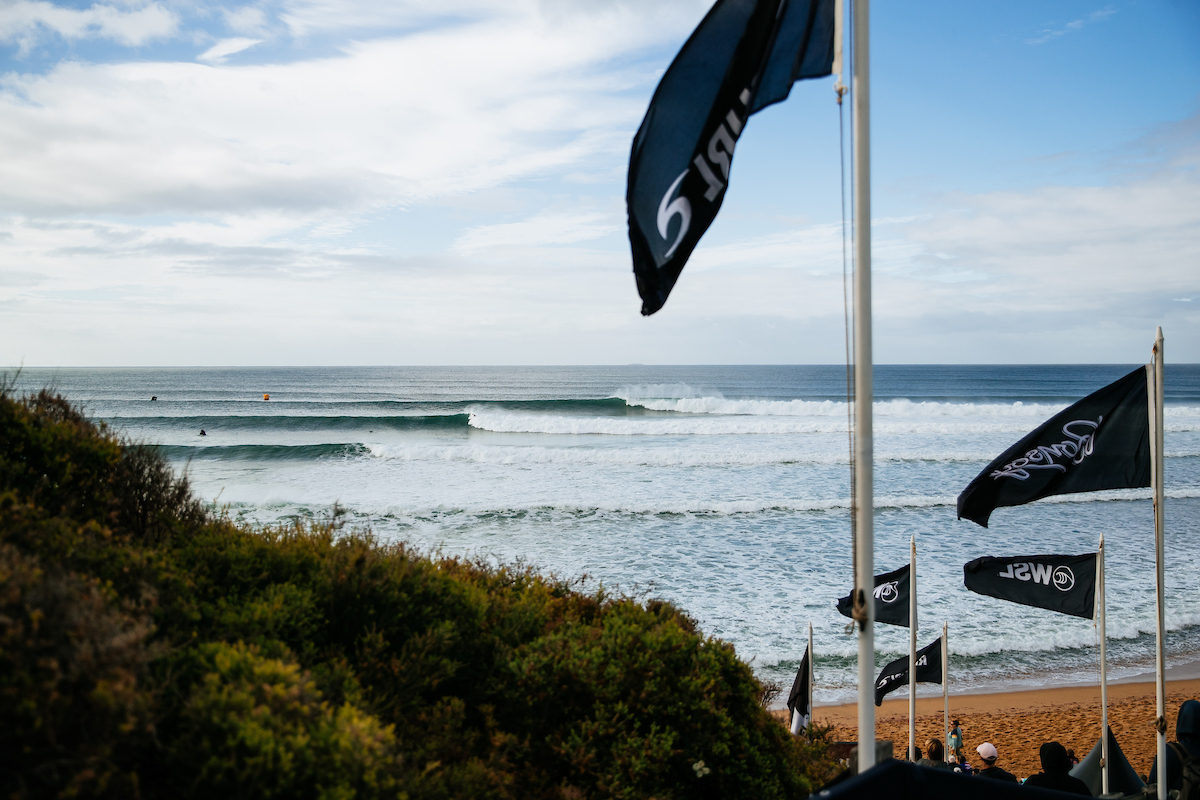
[
  {"xmin": 1023, "ymin": 742, "xmax": 1091, "ymax": 795},
  {"xmin": 974, "ymin": 742, "xmax": 1018, "ymax": 783},
  {"xmin": 948, "ymin": 719, "xmax": 964, "ymax": 758},
  {"xmin": 1148, "ymin": 699, "xmax": 1200, "ymax": 795},
  {"xmin": 916, "ymin": 738, "xmax": 953, "ymax": 770},
  {"xmin": 1067, "ymin": 748, "xmax": 1079, "ymax": 767}
]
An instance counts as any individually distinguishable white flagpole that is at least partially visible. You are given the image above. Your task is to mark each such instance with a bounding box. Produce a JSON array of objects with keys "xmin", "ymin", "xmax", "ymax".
[
  {"xmin": 1098, "ymin": 534, "xmax": 1109, "ymax": 795},
  {"xmin": 831, "ymin": 0, "xmax": 843, "ymax": 78},
  {"xmin": 850, "ymin": 0, "xmax": 876, "ymax": 773},
  {"xmin": 942, "ymin": 621, "xmax": 949, "ymax": 763},
  {"xmin": 1152, "ymin": 327, "xmax": 1167, "ymax": 799},
  {"xmin": 909, "ymin": 535, "xmax": 917, "ymax": 761}
]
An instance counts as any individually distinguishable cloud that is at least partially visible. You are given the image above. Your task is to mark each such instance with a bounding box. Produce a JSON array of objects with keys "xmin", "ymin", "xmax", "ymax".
[
  {"xmin": 222, "ymin": 5, "xmax": 270, "ymax": 36},
  {"xmin": 0, "ymin": 3, "xmax": 702, "ymax": 217},
  {"xmin": 279, "ymin": 0, "xmax": 504, "ymax": 37},
  {"xmin": 454, "ymin": 209, "xmax": 621, "ymax": 253},
  {"xmin": 0, "ymin": 0, "xmax": 1196, "ymax": 366},
  {"xmin": 197, "ymin": 37, "xmax": 262, "ymax": 64},
  {"xmin": 1026, "ymin": 6, "xmax": 1116, "ymax": 46},
  {"xmin": 276, "ymin": 0, "xmax": 708, "ymax": 39},
  {"xmin": 633, "ymin": 116, "xmax": 1200, "ymax": 361},
  {"xmin": 851, "ymin": 134, "xmax": 1200, "ymax": 361},
  {"xmin": 0, "ymin": 0, "xmax": 177, "ymax": 53},
  {"xmin": 896, "ymin": 175, "xmax": 1200, "ymax": 311}
]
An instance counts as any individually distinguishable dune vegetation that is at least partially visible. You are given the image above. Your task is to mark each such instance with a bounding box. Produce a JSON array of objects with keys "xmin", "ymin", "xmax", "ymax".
[{"xmin": 0, "ymin": 385, "xmax": 838, "ymax": 799}]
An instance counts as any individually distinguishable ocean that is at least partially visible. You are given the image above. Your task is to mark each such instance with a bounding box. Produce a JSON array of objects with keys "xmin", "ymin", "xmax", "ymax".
[{"xmin": 11, "ymin": 364, "xmax": 1200, "ymax": 705}]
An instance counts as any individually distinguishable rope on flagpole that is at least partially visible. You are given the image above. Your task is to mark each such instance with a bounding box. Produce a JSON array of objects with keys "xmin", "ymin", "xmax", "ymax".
[{"xmin": 836, "ymin": 27, "xmax": 863, "ymax": 626}]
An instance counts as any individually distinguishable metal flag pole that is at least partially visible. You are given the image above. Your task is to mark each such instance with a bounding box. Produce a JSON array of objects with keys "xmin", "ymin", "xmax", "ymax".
[
  {"xmin": 909, "ymin": 535, "xmax": 917, "ymax": 761},
  {"xmin": 1098, "ymin": 534, "xmax": 1109, "ymax": 795},
  {"xmin": 851, "ymin": 0, "xmax": 876, "ymax": 773},
  {"xmin": 942, "ymin": 621, "xmax": 949, "ymax": 762},
  {"xmin": 1152, "ymin": 327, "xmax": 1167, "ymax": 799}
]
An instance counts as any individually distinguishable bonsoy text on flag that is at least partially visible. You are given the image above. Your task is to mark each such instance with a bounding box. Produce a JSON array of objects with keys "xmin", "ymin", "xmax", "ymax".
[{"xmin": 957, "ymin": 367, "xmax": 1151, "ymax": 527}]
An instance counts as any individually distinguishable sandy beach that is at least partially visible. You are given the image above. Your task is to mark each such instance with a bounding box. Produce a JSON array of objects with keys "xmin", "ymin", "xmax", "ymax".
[{"xmin": 775, "ymin": 678, "xmax": 1200, "ymax": 780}]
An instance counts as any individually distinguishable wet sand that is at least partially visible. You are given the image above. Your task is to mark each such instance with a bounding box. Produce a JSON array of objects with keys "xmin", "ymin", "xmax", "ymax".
[{"xmin": 775, "ymin": 678, "xmax": 1200, "ymax": 780}]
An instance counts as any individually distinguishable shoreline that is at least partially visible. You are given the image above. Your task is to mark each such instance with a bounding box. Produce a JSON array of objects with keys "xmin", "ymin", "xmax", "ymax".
[
  {"xmin": 777, "ymin": 677, "xmax": 1200, "ymax": 780},
  {"xmin": 791, "ymin": 657, "xmax": 1200, "ymax": 710}
]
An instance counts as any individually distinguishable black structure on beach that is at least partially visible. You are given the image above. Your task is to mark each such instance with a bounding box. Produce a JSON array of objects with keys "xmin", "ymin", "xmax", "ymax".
[
  {"xmin": 963, "ymin": 553, "xmax": 1097, "ymax": 619},
  {"xmin": 626, "ymin": 0, "xmax": 836, "ymax": 315},
  {"xmin": 837, "ymin": 563, "xmax": 910, "ymax": 627},
  {"xmin": 1070, "ymin": 726, "xmax": 1146, "ymax": 797},
  {"xmin": 957, "ymin": 367, "xmax": 1151, "ymax": 527},
  {"xmin": 818, "ymin": 759, "xmax": 1102, "ymax": 800}
]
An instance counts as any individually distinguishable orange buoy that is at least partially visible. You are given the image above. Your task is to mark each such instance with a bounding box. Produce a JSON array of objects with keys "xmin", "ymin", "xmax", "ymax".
[{"xmin": 263, "ymin": 393, "xmax": 270, "ymax": 401}]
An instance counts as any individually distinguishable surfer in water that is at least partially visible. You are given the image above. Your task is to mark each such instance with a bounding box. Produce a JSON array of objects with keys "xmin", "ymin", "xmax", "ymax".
[{"xmin": 200, "ymin": 429, "xmax": 206, "ymax": 436}]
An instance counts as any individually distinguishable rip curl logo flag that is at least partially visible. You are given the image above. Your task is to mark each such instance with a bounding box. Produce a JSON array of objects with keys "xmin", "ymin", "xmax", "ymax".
[
  {"xmin": 626, "ymin": 0, "xmax": 837, "ymax": 315},
  {"xmin": 963, "ymin": 554, "xmax": 1098, "ymax": 619},
  {"xmin": 836, "ymin": 564, "xmax": 910, "ymax": 628},
  {"xmin": 957, "ymin": 367, "xmax": 1151, "ymax": 527},
  {"xmin": 874, "ymin": 636, "xmax": 942, "ymax": 706},
  {"xmin": 786, "ymin": 642, "xmax": 810, "ymax": 723}
]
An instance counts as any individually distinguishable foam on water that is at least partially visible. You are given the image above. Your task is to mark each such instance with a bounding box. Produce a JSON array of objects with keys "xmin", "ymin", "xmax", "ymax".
[{"xmin": 13, "ymin": 364, "xmax": 1200, "ymax": 701}]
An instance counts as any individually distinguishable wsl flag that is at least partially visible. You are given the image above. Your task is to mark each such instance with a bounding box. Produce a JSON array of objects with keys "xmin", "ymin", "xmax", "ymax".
[
  {"xmin": 836, "ymin": 564, "xmax": 910, "ymax": 627},
  {"xmin": 964, "ymin": 554, "xmax": 1098, "ymax": 619},
  {"xmin": 875, "ymin": 637, "xmax": 942, "ymax": 706},
  {"xmin": 957, "ymin": 367, "xmax": 1151, "ymax": 527},
  {"xmin": 787, "ymin": 643, "xmax": 810, "ymax": 728},
  {"xmin": 627, "ymin": 0, "xmax": 837, "ymax": 315}
]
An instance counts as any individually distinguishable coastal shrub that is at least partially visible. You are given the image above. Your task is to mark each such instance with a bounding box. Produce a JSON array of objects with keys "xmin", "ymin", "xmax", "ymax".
[
  {"xmin": 0, "ymin": 386, "xmax": 835, "ymax": 799},
  {"xmin": 0, "ymin": 536, "xmax": 153, "ymax": 797},
  {"xmin": 0, "ymin": 389, "xmax": 123, "ymax": 522},
  {"xmin": 163, "ymin": 641, "xmax": 399, "ymax": 800}
]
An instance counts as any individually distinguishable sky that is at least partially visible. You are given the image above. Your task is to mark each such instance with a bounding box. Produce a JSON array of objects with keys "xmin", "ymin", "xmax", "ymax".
[{"xmin": 0, "ymin": 0, "xmax": 1197, "ymax": 366}]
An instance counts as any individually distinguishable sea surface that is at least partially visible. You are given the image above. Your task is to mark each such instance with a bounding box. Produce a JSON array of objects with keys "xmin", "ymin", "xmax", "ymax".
[{"xmin": 11, "ymin": 364, "xmax": 1200, "ymax": 705}]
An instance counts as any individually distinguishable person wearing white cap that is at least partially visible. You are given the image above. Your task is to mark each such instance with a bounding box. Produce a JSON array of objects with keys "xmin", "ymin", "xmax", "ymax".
[{"xmin": 975, "ymin": 742, "xmax": 1018, "ymax": 783}]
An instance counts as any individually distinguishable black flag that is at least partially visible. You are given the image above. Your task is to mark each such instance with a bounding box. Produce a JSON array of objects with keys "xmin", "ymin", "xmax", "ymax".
[
  {"xmin": 836, "ymin": 564, "xmax": 910, "ymax": 627},
  {"xmin": 786, "ymin": 643, "xmax": 810, "ymax": 724},
  {"xmin": 627, "ymin": 0, "xmax": 836, "ymax": 315},
  {"xmin": 957, "ymin": 367, "xmax": 1151, "ymax": 527},
  {"xmin": 963, "ymin": 554, "xmax": 1098, "ymax": 619},
  {"xmin": 875, "ymin": 637, "xmax": 942, "ymax": 706}
]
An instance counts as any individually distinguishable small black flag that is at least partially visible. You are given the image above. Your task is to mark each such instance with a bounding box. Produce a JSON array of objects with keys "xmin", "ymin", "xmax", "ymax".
[
  {"xmin": 963, "ymin": 554, "xmax": 1097, "ymax": 619},
  {"xmin": 957, "ymin": 367, "xmax": 1151, "ymax": 527},
  {"xmin": 787, "ymin": 643, "xmax": 810, "ymax": 724},
  {"xmin": 627, "ymin": 0, "xmax": 836, "ymax": 315},
  {"xmin": 836, "ymin": 564, "xmax": 910, "ymax": 627},
  {"xmin": 875, "ymin": 637, "xmax": 943, "ymax": 706}
]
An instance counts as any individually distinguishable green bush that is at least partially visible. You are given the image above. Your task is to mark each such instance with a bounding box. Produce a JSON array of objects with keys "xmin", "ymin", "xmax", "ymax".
[
  {"xmin": 0, "ymin": 532, "xmax": 154, "ymax": 797},
  {"xmin": 165, "ymin": 641, "xmax": 399, "ymax": 800},
  {"xmin": 0, "ymin": 387, "xmax": 834, "ymax": 799}
]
